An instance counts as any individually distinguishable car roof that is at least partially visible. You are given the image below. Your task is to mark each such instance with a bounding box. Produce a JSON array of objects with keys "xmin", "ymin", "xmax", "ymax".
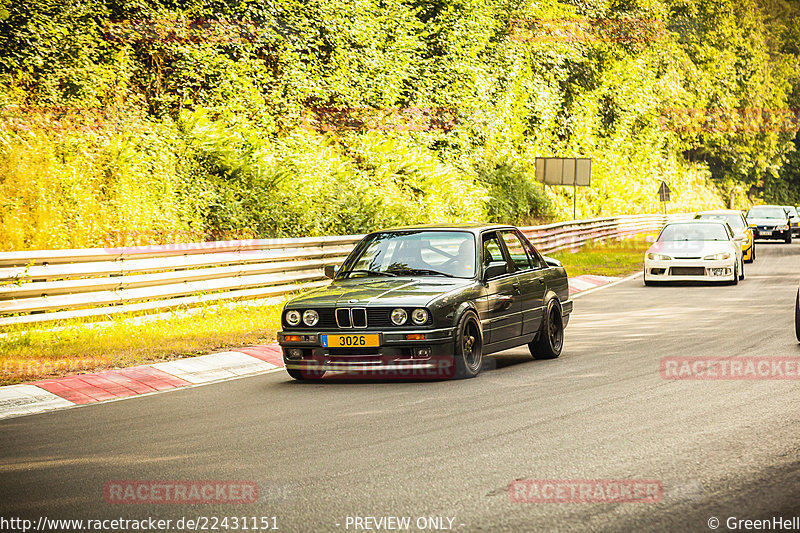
[
  {"xmin": 695, "ymin": 210, "xmax": 744, "ymax": 216},
  {"xmin": 376, "ymin": 223, "xmax": 515, "ymax": 234},
  {"xmin": 668, "ymin": 220, "xmax": 727, "ymax": 224}
]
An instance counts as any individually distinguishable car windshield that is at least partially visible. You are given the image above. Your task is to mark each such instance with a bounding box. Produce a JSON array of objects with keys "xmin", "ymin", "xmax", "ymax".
[
  {"xmin": 339, "ymin": 230, "xmax": 477, "ymax": 279},
  {"xmin": 747, "ymin": 206, "xmax": 786, "ymax": 219},
  {"xmin": 695, "ymin": 213, "xmax": 745, "ymax": 228},
  {"xmin": 658, "ymin": 223, "xmax": 729, "ymax": 242}
]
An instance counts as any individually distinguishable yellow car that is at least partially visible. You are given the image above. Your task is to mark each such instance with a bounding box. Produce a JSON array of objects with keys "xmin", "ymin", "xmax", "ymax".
[{"xmin": 694, "ymin": 210, "xmax": 755, "ymax": 263}]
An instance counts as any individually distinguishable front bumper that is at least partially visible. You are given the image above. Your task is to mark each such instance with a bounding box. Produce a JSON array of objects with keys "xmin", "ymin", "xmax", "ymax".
[
  {"xmin": 278, "ymin": 327, "xmax": 458, "ymax": 377},
  {"xmin": 752, "ymin": 226, "xmax": 790, "ymax": 240},
  {"xmin": 645, "ymin": 258, "xmax": 736, "ymax": 282}
]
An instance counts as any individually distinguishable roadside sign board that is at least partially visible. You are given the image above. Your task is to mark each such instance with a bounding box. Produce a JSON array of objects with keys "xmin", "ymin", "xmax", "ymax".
[
  {"xmin": 658, "ymin": 181, "xmax": 671, "ymax": 202},
  {"xmin": 535, "ymin": 157, "xmax": 591, "ymax": 186}
]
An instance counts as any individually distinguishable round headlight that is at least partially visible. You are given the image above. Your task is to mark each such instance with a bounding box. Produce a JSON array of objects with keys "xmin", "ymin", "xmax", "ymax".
[
  {"xmin": 411, "ymin": 308, "xmax": 429, "ymax": 325},
  {"xmin": 303, "ymin": 310, "xmax": 319, "ymax": 326},
  {"xmin": 704, "ymin": 252, "xmax": 731, "ymax": 260},
  {"xmin": 285, "ymin": 310, "xmax": 301, "ymax": 326},
  {"xmin": 391, "ymin": 308, "xmax": 408, "ymax": 326}
]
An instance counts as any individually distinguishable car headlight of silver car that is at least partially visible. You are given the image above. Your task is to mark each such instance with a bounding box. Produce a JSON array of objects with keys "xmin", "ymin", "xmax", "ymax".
[
  {"xmin": 778, "ymin": 225, "xmax": 790, "ymax": 231},
  {"xmin": 411, "ymin": 308, "xmax": 429, "ymax": 325},
  {"xmin": 302, "ymin": 309, "xmax": 319, "ymax": 326},
  {"xmin": 285, "ymin": 310, "xmax": 301, "ymax": 326},
  {"xmin": 391, "ymin": 308, "xmax": 408, "ymax": 325},
  {"xmin": 647, "ymin": 253, "xmax": 672, "ymax": 261},
  {"xmin": 704, "ymin": 252, "xmax": 731, "ymax": 260}
]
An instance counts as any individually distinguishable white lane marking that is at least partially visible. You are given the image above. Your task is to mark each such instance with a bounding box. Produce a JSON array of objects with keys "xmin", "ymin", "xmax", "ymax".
[
  {"xmin": 0, "ymin": 384, "xmax": 75, "ymax": 419},
  {"xmin": 152, "ymin": 351, "xmax": 278, "ymax": 384},
  {"xmin": 0, "ymin": 366, "xmax": 288, "ymax": 421},
  {"xmin": 570, "ymin": 277, "xmax": 605, "ymax": 291},
  {"xmin": 571, "ymin": 272, "xmax": 643, "ymax": 299}
]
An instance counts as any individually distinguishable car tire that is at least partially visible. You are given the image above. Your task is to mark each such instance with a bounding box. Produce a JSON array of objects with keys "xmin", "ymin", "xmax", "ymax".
[
  {"xmin": 750, "ymin": 244, "xmax": 756, "ymax": 262},
  {"xmin": 739, "ymin": 258, "xmax": 745, "ymax": 280},
  {"xmin": 785, "ymin": 231, "xmax": 792, "ymax": 244},
  {"xmin": 286, "ymin": 367, "xmax": 325, "ymax": 381},
  {"xmin": 730, "ymin": 262, "xmax": 739, "ymax": 285},
  {"xmin": 454, "ymin": 310, "xmax": 483, "ymax": 379},
  {"xmin": 643, "ymin": 268, "xmax": 654, "ymax": 286},
  {"xmin": 795, "ymin": 289, "xmax": 800, "ymax": 343},
  {"xmin": 530, "ymin": 299, "xmax": 564, "ymax": 360}
]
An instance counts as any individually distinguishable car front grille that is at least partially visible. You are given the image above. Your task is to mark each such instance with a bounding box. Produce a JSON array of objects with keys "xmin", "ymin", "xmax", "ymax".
[
  {"xmin": 335, "ymin": 308, "xmax": 352, "ymax": 328},
  {"xmin": 318, "ymin": 309, "xmax": 337, "ymax": 328},
  {"xmin": 352, "ymin": 308, "xmax": 367, "ymax": 328},
  {"xmin": 367, "ymin": 308, "xmax": 394, "ymax": 328},
  {"xmin": 670, "ymin": 267, "xmax": 706, "ymax": 276},
  {"xmin": 284, "ymin": 307, "xmax": 433, "ymax": 328}
]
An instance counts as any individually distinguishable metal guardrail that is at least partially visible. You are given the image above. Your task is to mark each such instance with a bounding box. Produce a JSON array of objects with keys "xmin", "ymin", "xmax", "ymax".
[{"xmin": 0, "ymin": 214, "xmax": 688, "ymax": 326}]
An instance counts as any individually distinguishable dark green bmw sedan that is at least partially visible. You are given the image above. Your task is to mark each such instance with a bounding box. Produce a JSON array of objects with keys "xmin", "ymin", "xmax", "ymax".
[{"xmin": 278, "ymin": 224, "xmax": 572, "ymax": 380}]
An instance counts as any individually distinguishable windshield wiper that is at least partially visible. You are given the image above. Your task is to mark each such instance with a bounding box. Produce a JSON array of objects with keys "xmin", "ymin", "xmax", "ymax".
[
  {"xmin": 389, "ymin": 268, "xmax": 455, "ymax": 278},
  {"xmin": 343, "ymin": 269, "xmax": 397, "ymax": 278}
]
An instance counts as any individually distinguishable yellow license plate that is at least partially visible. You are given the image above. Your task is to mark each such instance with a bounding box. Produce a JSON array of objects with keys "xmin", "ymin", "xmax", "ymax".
[{"xmin": 322, "ymin": 334, "xmax": 380, "ymax": 348}]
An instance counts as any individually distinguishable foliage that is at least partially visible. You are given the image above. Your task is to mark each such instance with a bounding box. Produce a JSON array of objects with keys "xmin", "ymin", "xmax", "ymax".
[{"xmin": 1, "ymin": 0, "xmax": 799, "ymax": 249}]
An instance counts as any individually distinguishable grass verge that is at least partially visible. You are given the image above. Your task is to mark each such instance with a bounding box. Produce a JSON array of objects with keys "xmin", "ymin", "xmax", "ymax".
[
  {"xmin": 0, "ymin": 299, "xmax": 285, "ymax": 386},
  {"xmin": 549, "ymin": 235, "xmax": 655, "ymax": 278}
]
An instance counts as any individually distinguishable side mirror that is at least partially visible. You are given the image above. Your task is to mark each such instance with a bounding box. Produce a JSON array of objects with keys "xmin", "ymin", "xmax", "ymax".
[
  {"xmin": 324, "ymin": 265, "xmax": 338, "ymax": 279},
  {"xmin": 483, "ymin": 261, "xmax": 508, "ymax": 281},
  {"xmin": 543, "ymin": 256, "xmax": 562, "ymax": 268}
]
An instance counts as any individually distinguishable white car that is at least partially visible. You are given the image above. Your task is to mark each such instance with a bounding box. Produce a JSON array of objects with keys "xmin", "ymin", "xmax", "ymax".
[{"xmin": 644, "ymin": 221, "xmax": 745, "ymax": 286}]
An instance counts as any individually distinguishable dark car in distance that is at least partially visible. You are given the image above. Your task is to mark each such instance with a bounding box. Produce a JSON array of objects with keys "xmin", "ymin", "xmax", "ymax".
[
  {"xmin": 278, "ymin": 224, "xmax": 573, "ymax": 380},
  {"xmin": 746, "ymin": 205, "xmax": 792, "ymax": 243}
]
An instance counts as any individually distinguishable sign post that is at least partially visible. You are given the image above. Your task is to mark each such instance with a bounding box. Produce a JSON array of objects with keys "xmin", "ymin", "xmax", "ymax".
[
  {"xmin": 535, "ymin": 158, "xmax": 592, "ymax": 220},
  {"xmin": 658, "ymin": 181, "xmax": 671, "ymax": 214}
]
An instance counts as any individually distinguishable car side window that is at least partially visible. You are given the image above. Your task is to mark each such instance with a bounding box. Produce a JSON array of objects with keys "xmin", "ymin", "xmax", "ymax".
[
  {"xmin": 501, "ymin": 231, "xmax": 532, "ymax": 271},
  {"xmin": 517, "ymin": 231, "xmax": 545, "ymax": 269},
  {"xmin": 482, "ymin": 233, "xmax": 505, "ymax": 268}
]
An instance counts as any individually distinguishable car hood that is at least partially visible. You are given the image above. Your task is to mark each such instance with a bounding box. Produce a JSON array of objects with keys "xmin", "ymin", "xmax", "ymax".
[
  {"xmin": 287, "ymin": 277, "xmax": 476, "ymax": 308},
  {"xmin": 747, "ymin": 217, "xmax": 787, "ymax": 226},
  {"xmin": 648, "ymin": 240, "xmax": 735, "ymax": 258}
]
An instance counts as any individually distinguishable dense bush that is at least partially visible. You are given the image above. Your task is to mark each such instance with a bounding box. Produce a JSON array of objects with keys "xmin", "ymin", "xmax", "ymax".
[{"xmin": 1, "ymin": 0, "xmax": 799, "ymax": 250}]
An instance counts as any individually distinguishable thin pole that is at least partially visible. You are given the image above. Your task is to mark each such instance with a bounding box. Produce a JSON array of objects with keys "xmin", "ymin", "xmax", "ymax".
[{"xmin": 574, "ymin": 182, "xmax": 577, "ymax": 221}]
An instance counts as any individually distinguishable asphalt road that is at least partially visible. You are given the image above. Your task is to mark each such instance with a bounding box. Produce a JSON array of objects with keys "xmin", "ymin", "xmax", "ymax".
[{"xmin": 2, "ymin": 241, "xmax": 800, "ymax": 533}]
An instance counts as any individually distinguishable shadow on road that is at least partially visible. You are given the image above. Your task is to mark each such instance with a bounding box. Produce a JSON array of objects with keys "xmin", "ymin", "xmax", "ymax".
[{"xmin": 274, "ymin": 352, "xmax": 540, "ymax": 385}]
